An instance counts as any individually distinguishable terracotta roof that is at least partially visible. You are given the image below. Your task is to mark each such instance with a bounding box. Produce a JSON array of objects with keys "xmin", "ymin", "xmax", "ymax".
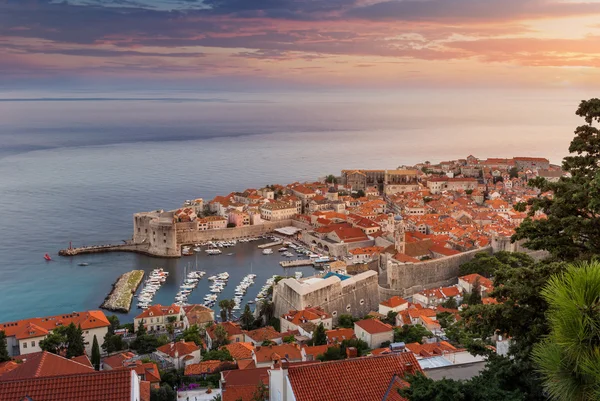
[
  {"xmin": 245, "ymin": 326, "xmax": 282, "ymax": 342},
  {"xmin": 156, "ymin": 341, "xmax": 199, "ymax": 358},
  {"xmin": 237, "ymin": 359, "xmax": 256, "ymax": 370},
  {"xmin": 0, "ymin": 362, "xmax": 18, "ymax": 377},
  {"xmin": 134, "ymin": 304, "xmax": 181, "ymax": 320},
  {"xmin": 302, "ymin": 345, "xmax": 331, "ymax": 359},
  {"xmin": 223, "ymin": 342, "xmax": 254, "ymax": 361},
  {"xmin": 182, "ymin": 304, "xmax": 214, "ymax": 326},
  {"xmin": 131, "ymin": 362, "xmax": 161, "ymax": 384},
  {"xmin": 221, "ymin": 367, "xmax": 269, "ymax": 387},
  {"xmin": 140, "ymin": 381, "xmax": 151, "ymax": 401},
  {"xmin": 405, "ymin": 341, "xmax": 458, "ymax": 357},
  {"xmin": 1, "ymin": 311, "xmax": 110, "ymax": 340},
  {"xmin": 287, "ymin": 353, "xmax": 422, "ymax": 401},
  {"xmin": 253, "ymin": 344, "xmax": 302, "ymax": 364},
  {"xmin": 71, "ymin": 355, "xmax": 93, "ymax": 369},
  {"xmin": 0, "ymin": 351, "xmax": 94, "ymax": 381},
  {"xmin": 223, "ymin": 384, "xmax": 264, "ymax": 401},
  {"xmin": 380, "ymin": 296, "xmax": 408, "ymax": 308},
  {"xmin": 429, "ymin": 244, "xmax": 461, "ymax": 256},
  {"xmin": 101, "ymin": 352, "xmax": 136, "ymax": 370},
  {"xmin": 281, "ymin": 307, "xmax": 331, "ymax": 325},
  {"xmin": 0, "ymin": 369, "xmax": 133, "ymax": 401},
  {"xmin": 392, "ymin": 253, "xmax": 420, "ymax": 264},
  {"xmin": 459, "ymin": 273, "xmax": 494, "ymax": 289},
  {"xmin": 354, "ymin": 319, "xmax": 393, "ymax": 335},
  {"xmin": 207, "ymin": 322, "xmax": 243, "ymax": 340},
  {"xmin": 185, "ymin": 360, "xmax": 232, "ymax": 376},
  {"xmin": 326, "ymin": 328, "xmax": 355, "ymax": 343}
]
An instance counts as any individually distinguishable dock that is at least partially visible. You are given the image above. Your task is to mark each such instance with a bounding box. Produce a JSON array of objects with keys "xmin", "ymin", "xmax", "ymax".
[
  {"xmin": 58, "ymin": 242, "xmax": 176, "ymax": 258},
  {"xmin": 258, "ymin": 240, "xmax": 283, "ymax": 249},
  {"xmin": 100, "ymin": 270, "xmax": 145, "ymax": 313},
  {"xmin": 280, "ymin": 259, "xmax": 314, "ymax": 267}
]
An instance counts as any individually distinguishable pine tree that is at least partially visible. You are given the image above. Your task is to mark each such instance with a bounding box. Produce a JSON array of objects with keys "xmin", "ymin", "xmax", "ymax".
[
  {"xmin": 91, "ymin": 335, "xmax": 100, "ymax": 370},
  {"xmin": 136, "ymin": 320, "xmax": 147, "ymax": 337},
  {"xmin": 66, "ymin": 323, "xmax": 86, "ymax": 358},
  {"xmin": 312, "ymin": 323, "xmax": 327, "ymax": 346},
  {"xmin": 0, "ymin": 331, "xmax": 10, "ymax": 363}
]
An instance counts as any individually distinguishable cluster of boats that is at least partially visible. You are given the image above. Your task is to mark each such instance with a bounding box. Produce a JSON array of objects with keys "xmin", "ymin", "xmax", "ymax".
[
  {"xmin": 254, "ymin": 275, "xmax": 278, "ymax": 302},
  {"xmin": 137, "ymin": 268, "xmax": 168, "ymax": 309},
  {"xmin": 174, "ymin": 271, "xmax": 206, "ymax": 306},
  {"xmin": 232, "ymin": 274, "xmax": 257, "ymax": 310},
  {"xmin": 203, "ymin": 273, "xmax": 230, "ymax": 307}
]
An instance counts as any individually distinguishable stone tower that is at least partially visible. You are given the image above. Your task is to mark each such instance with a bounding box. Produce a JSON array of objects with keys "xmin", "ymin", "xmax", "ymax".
[{"xmin": 394, "ymin": 216, "xmax": 406, "ymax": 254}]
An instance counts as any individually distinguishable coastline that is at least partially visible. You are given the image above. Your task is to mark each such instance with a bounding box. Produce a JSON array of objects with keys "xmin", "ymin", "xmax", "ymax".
[{"xmin": 101, "ymin": 270, "xmax": 145, "ymax": 313}]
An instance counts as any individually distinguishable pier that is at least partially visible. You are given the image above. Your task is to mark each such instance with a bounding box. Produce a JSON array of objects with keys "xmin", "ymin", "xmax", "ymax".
[
  {"xmin": 58, "ymin": 242, "xmax": 174, "ymax": 258},
  {"xmin": 101, "ymin": 270, "xmax": 145, "ymax": 313},
  {"xmin": 258, "ymin": 240, "xmax": 283, "ymax": 249},
  {"xmin": 280, "ymin": 259, "xmax": 314, "ymax": 267}
]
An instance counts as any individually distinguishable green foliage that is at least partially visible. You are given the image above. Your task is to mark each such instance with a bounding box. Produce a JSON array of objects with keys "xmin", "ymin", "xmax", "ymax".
[
  {"xmin": 325, "ymin": 175, "xmax": 337, "ymax": 184},
  {"xmin": 65, "ymin": 323, "xmax": 86, "ymax": 358},
  {"xmin": 440, "ymin": 297, "xmax": 458, "ymax": 309},
  {"xmin": 102, "ymin": 332, "xmax": 125, "ymax": 354},
  {"xmin": 383, "ymin": 311, "xmax": 398, "ymax": 325},
  {"xmin": 212, "ymin": 325, "xmax": 230, "ymax": 349},
  {"xmin": 107, "ymin": 315, "xmax": 120, "ymax": 334},
  {"xmin": 156, "ymin": 334, "xmax": 170, "ymax": 347},
  {"xmin": 340, "ymin": 338, "xmax": 369, "ymax": 357},
  {"xmin": 513, "ymin": 98, "xmax": 600, "ymax": 260},
  {"xmin": 150, "ymin": 383, "xmax": 176, "ymax": 401},
  {"xmin": 258, "ymin": 301, "xmax": 275, "ymax": 326},
  {"xmin": 91, "ymin": 335, "xmax": 100, "ymax": 370},
  {"xmin": 261, "ymin": 340, "xmax": 276, "ymax": 346},
  {"xmin": 337, "ymin": 314, "xmax": 355, "ymax": 328},
  {"xmin": 464, "ymin": 279, "xmax": 483, "ymax": 306},
  {"xmin": 202, "ymin": 348, "xmax": 233, "ymax": 362},
  {"xmin": 251, "ymin": 382, "xmax": 269, "ymax": 401},
  {"xmin": 351, "ymin": 190, "xmax": 365, "ymax": 198},
  {"xmin": 136, "ymin": 321, "xmax": 147, "ymax": 337},
  {"xmin": 283, "ymin": 335, "xmax": 296, "ymax": 344},
  {"xmin": 459, "ymin": 251, "xmax": 534, "ymax": 278},
  {"xmin": 268, "ymin": 317, "xmax": 280, "ymax": 332},
  {"xmin": 436, "ymin": 312, "xmax": 455, "ymax": 329},
  {"xmin": 0, "ymin": 331, "xmax": 10, "ymax": 363},
  {"xmin": 465, "ymin": 189, "xmax": 473, "ymax": 195},
  {"xmin": 131, "ymin": 332, "xmax": 159, "ymax": 354},
  {"xmin": 40, "ymin": 323, "xmax": 85, "ymax": 358},
  {"xmin": 240, "ymin": 305, "xmax": 255, "ymax": 331},
  {"xmin": 317, "ymin": 346, "xmax": 344, "ymax": 361},
  {"xmin": 180, "ymin": 324, "xmax": 204, "ymax": 347},
  {"xmin": 393, "ymin": 325, "xmax": 432, "ymax": 344},
  {"xmin": 533, "ymin": 261, "xmax": 600, "ymax": 401},
  {"xmin": 311, "ymin": 323, "xmax": 327, "ymax": 346},
  {"xmin": 509, "ymin": 166, "xmax": 519, "ymax": 179},
  {"xmin": 219, "ymin": 299, "xmax": 235, "ymax": 322}
]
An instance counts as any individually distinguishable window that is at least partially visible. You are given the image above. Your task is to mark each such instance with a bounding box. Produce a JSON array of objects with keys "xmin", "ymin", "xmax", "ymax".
[
  {"xmin": 332, "ymin": 311, "xmax": 338, "ymax": 317},
  {"xmin": 23, "ymin": 342, "xmax": 27, "ymax": 349},
  {"xmin": 164, "ymin": 240, "xmax": 166, "ymax": 243},
  {"xmin": 145, "ymin": 229, "xmax": 148, "ymax": 233},
  {"xmin": 31, "ymin": 341, "xmax": 35, "ymax": 347},
  {"xmin": 346, "ymin": 304, "xmax": 351, "ymax": 312}
]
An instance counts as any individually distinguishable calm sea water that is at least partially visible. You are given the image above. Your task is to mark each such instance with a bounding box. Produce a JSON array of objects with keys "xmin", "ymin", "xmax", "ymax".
[{"xmin": 0, "ymin": 88, "xmax": 590, "ymax": 323}]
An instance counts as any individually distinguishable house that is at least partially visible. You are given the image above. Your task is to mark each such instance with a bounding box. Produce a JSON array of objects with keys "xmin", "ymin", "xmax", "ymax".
[
  {"xmin": 378, "ymin": 296, "xmax": 409, "ymax": 315},
  {"xmin": 101, "ymin": 351, "xmax": 137, "ymax": 370},
  {"xmin": 0, "ymin": 310, "xmax": 110, "ymax": 357},
  {"xmin": 244, "ymin": 326, "xmax": 283, "ymax": 346},
  {"xmin": 325, "ymin": 328, "xmax": 355, "ymax": 344},
  {"xmin": 0, "ymin": 369, "xmax": 149, "ymax": 401},
  {"xmin": 133, "ymin": 304, "xmax": 185, "ymax": 333},
  {"xmin": 184, "ymin": 360, "xmax": 235, "ymax": 377},
  {"xmin": 458, "ymin": 274, "xmax": 494, "ymax": 296},
  {"xmin": 413, "ymin": 286, "xmax": 462, "ymax": 308},
  {"xmin": 273, "ymin": 353, "xmax": 422, "ymax": 401},
  {"xmin": 221, "ymin": 367, "xmax": 270, "ymax": 401},
  {"xmin": 279, "ymin": 307, "xmax": 332, "ymax": 334},
  {"xmin": 222, "ymin": 342, "xmax": 255, "ymax": 364},
  {"xmin": 252, "ymin": 344, "xmax": 302, "ymax": 368},
  {"xmin": 155, "ymin": 340, "xmax": 201, "ymax": 369},
  {"xmin": 405, "ymin": 341, "xmax": 458, "ymax": 358},
  {"xmin": 0, "ymin": 351, "xmax": 94, "ymax": 381},
  {"xmin": 301, "ymin": 344, "xmax": 332, "ymax": 362},
  {"xmin": 206, "ymin": 322, "xmax": 244, "ymax": 349},
  {"xmin": 182, "ymin": 304, "xmax": 215, "ymax": 328},
  {"xmin": 131, "ymin": 362, "xmax": 161, "ymax": 389},
  {"xmin": 354, "ymin": 319, "xmax": 394, "ymax": 349}
]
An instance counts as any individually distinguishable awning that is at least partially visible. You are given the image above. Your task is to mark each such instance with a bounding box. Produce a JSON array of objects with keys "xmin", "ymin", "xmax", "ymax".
[{"xmin": 274, "ymin": 226, "xmax": 302, "ymax": 236}]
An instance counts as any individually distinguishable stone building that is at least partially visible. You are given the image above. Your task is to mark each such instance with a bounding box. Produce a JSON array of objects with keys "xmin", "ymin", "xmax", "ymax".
[
  {"xmin": 272, "ymin": 271, "xmax": 380, "ymax": 324},
  {"xmin": 133, "ymin": 210, "xmax": 179, "ymax": 257},
  {"xmin": 260, "ymin": 201, "xmax": 297, "ymax": 221}
]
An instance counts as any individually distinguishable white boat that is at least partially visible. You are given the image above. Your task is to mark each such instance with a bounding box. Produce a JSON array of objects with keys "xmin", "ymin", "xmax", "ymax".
[
  {"xmin": 295, "ymin": 272, "xmax": 303, "ymax": 280},
  {"xmin": 206, "ymin": 249, "xmax": 222, "ymax": 255},
  {"xmin": 278, "ymin": 247, "xmax": 287, "ymax": 252},
  {"xmin": 263, "ymin": 248, "xmax": 273, "ymax": 255}
]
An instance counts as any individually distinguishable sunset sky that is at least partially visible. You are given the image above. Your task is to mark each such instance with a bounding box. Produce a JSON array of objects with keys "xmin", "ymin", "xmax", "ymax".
[{"xmin": 3, "ymin": 0, "xmax": 600, "ymax": 89}]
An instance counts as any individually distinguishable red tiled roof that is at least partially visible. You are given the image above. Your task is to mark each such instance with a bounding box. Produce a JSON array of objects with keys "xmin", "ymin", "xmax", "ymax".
[
  {"xmin": 101, "ymin": 352, "xmax": 136, "ymax": 369},
  {"xmin": 245, "ymin": 326, "xmax": 282, "ymax": 342},
  {"xmin": 71, "ymin": 355, "xmax": 93, "ymax": 369},
  {"xmin": 0, "ymin": 351, "xmax": 94, "ymax": 382},
  {"xmin": 1, "ymin": 311, "xmax": 110, "ymax": 340},
  {"xmin": 134, "ymin": 304, "xmax": 181, "ymax": 320},
  {"xmin": 131, "ymin": 362, "xmax": 161, "ymax": 384},
  {"xmin": 140, "ymin": 381, "xmax": 151, "ymax": 401},
  {"xmin": 354, "ymin": 319, "xmax": 393, "ymax": 335},
  {"xmin": 429, "ymin": 244, "xmax": 461, "ymax": 256},
  {"xmin": 253, "ymin": 344, "xmax": 302, "ymax": 364},
  {"xmin": 237, "ymin": 359, "xmax": 256, "ymax": 370},
  {"xmin": 281, "ymin": 307, "xmax": 331, "ymax": 325},
  {"xmin": 0, "ymin": 362, "xmax": 18, "ymax": 377},
  {"xmin": 302, "ymin": 344, "xmax": 331, "ymax": 359},
  {"xmin": 221, "ymin": 367, "xmax": 269, "ymax": 387},
  {"xmin": 393, "ymin": 253, "xmax": 420, "ymax": 263},
  {"xmin": 207, "ymin": 322, "xmax": 243, "ymax": 340},
  {"xmin": 459, "ymin": 273, "xmax": 494, "ymax": 289},
  {"xmin": 287, "ymin": 353, "xmax": 421, "ymax": 401},
  {"xmin": 0, "ymin": 369, "xmax": 133, "ymax": 401},
  {"xmin": 185, "ymin": 360, "xmax": 232, "ymax": 376},
  {"xmin": 405, "ymin": 341, "xmax": 458, "ymax": 357},
  {"xmin": 223, "ymin": 384, "xmax": 264, "ymax": 401},
  {"xmin": 380, "ymin": 296, "xmax": 408, "ymax": 308},
  {"xmin": 156, "ymin": 341, "xmax": 199, "ymax": 358},
  {"xmin": 326, "ymin": 328, "xmax": 355, "ymax": 343},
  {"xmin": 223, "ymin": 342, "xmax": 254, "ymax": 361}
]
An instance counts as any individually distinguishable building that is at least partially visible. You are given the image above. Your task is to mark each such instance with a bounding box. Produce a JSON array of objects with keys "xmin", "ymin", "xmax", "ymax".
[
  {"xmin": 197, "ymin": 215, "xmax": 228, "ymax": 230},
  {"xmin": 228, "ymin": 210, "xmax": 250, "ymax": 227},
  {"xmin": 206, "ymin": 322, "xmax": 245, "ymax": 349},
  {"xmin": 458, "ymin": 274, "xmax": 494, "ymax": 296},
  {"xmin": 271, "ymin": 353, "xmax": 422, "ymax": 401},
  {"xmin": 426, "ymin": 177, "xmax": 478, "ymax": 194},
  {"xmin": 260, "ymin": 202, "xmax": 297, "ymax": 221},
  {"xmin": 326, "ymin": 328, "xmax": 355, "ymax": 344},
  {"xmin": 221, "ymin": 367, "xmax": 270, "ymax": 401},
  {"xmin": 378, "ymin": 296, "xmax": 409, "ymax": 315},
  {"xmin": 272, "ymin": 271, "xmax": 380, "ymax": 324},
  {"xmin": 252, "ymin": 344, "xmax": 302, "ymax": 368},
  {"xmin": 244, "ymin": 327, "xmax": 283, "ymax": 346},
  {"xmin": 182, "ymin": 304, "xmax": 215, "ymax": 328},
  {"xmin": 134, "ymin": 304, "xmax": 185, "ymax": 333},
  {"xmin": 353, "ymin": 319, "xmax": 394, "ymax": 349},
  {"xmin": 513, "ymin": 157, "xmax": 550, "ymax": 170},
  {"xmin": 413, "ymin": 286, "xmax": 462, "ymax": 308},
  {"xmin": 279, "ymin": 307, "xmax": 332, "ymax": 334},
  {"xmin": 0, "ymin": 310, "xmax": 110, "ymax": 357},
  {"xmin": 155, "ymin": 341, "xmax": 201, "ymax": 369},
  {"xmin": 133, "ymin": 210, "xmax": 179, "ymax": 257}
]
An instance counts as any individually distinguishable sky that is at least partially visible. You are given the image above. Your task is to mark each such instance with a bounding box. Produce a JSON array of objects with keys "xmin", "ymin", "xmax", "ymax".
[{"xmin": 2, "ymin": 0, "xmax": 600, "ymax": 90}]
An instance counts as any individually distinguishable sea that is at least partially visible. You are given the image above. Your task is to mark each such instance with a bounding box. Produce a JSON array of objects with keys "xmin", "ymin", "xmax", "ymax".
[{"xmin": 0, "ymin": 87, "xmax": 591, "ymax": 323}]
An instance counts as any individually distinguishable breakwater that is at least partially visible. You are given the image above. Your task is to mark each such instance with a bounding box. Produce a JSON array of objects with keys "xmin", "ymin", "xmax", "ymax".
[
  {"xmin": 101, "ymin": 270, "xmax": 145, "ymax": 313},
  {"xmin": 280, "ymin": 259, "xmax": 314, "ymax": 267}
]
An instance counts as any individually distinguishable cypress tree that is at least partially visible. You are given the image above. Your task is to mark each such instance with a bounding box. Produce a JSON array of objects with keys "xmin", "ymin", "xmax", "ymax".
[
  {"xmin": 0, "ymin": 331, "xmax": 10, "ymax": 362},
  {"xmin": 91, "ymin": 335, "xmax": 100, "ymax": 370},
  {"xmin": 312, "ymin": 322, "xmax": 327, "ymax": 346}
]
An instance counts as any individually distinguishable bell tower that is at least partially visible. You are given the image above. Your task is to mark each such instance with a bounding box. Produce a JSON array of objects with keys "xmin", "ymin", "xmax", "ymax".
[{"xmin": 394, "ymin": 217, "xmax": 406, "ymax": 254}]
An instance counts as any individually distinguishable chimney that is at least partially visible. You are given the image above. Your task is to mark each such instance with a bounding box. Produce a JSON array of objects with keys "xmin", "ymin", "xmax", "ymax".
[
  {"xmin": 346, "ymin": 347, "xmax": 358, "ymax": 358},
  {"xmin": 281, "ymin": 358, "xmax": 289, "ymax": 369}
]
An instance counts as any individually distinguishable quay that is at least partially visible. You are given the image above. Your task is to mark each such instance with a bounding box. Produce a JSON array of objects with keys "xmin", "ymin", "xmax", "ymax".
[
  {"xmin": 280, "ymin": 259, "xmax": 314, "ymax": 267},
  {"xmin": 58, "ymin": 242, "xmax": 176, "ymax": 258},
  {"xmin": 258, "ymin": 240, "xmax": 283, "ymax": 249},
  {"xmin": 100, "ymin": 270, "xmax": 145, "ymax": 313}
]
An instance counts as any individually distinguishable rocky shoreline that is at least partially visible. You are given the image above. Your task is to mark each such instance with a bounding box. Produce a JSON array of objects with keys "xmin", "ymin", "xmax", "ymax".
[{"xmin": 101, "ymin": 270, "xmax": 145, "ymax": 313}]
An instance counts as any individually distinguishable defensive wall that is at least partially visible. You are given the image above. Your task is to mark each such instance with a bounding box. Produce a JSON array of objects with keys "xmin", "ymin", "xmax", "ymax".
[
  {"xmin": 272, "ymin": 270, "xmax": 380, "ymax": 323},
  {"xmin": 300, "ymin": 231, "xmax": 374, "ymax": 258},
  {"xmin": 176, "ymin": 219, "xmax": 308, "ymax": 243}
]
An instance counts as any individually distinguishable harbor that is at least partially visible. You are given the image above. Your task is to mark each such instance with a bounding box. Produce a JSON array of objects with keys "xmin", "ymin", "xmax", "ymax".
[{"xmin": 100, "ymin": 270, "xmax": 145, "ymax": 313}]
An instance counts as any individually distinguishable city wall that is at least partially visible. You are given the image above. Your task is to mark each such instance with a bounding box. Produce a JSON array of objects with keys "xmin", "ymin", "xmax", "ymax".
[{"xmin": 176, "ymin": 219, "xmax": 306, "ymax": 244}]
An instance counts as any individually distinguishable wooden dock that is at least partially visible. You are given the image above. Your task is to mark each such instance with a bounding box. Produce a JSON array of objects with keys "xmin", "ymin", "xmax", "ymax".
[
  {"xmin": 280, "ymin": 259, "xmax": 314, "ymax": 267},
  {"xmin": 258, "ymin": 240, "xmax": 283, "ymax": 249}
]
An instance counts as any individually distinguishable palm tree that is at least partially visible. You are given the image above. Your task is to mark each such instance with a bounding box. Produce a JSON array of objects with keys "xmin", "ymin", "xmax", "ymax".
[
  {"xmin": 533, "ymin": 261, "xmax": 600, "ymax": 401},
  {"xmin": 218, "ymin": 300, "xmax": 229, "ymax": 322},
  {"xmin": 258, "ymin": 301, "xmax": 275, "ymax": 325}
]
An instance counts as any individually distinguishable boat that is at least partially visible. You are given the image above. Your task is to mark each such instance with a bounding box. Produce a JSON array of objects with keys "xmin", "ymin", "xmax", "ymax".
[
  {"xmin": 262, "ymin": 248, "xmax": 273, "ymax": 255},
  {"xmin": 227, "ymin": 253, "xmax": 234, "ymax": 256},
  {"xmin": 44, "ymin": 253, "xmax": 52, "ymax": 261},
  {"xmin": 78, "ymin": 262, "xmax": 89, "ymax": 266},
  {"xmin": 278, "ymin": 247, "xmax": 287, "ymax": 252},
  {"xmin": 295, "ymin": 271, "xmax": 303, "ymax": 280},
  {"xmin": 206, "ymin": 249, "xmax": 222, "ymax": 255}
]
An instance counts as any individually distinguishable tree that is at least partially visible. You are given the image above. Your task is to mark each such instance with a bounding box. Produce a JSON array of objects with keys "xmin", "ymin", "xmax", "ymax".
[
  {"xmin": 240, "ymin": 305, "xmax": 255, "ymax": 331},
  {"xmin": 383, "ymin": 311, "xmax": 398, "ymax": 325},
  {"xmin": 340, "ymin": 338, "xmax": 369, "ymax": 357},
  {"xmin": 440, "ymin": 297, "xmax": 458, "ymax": 309},
  {"xmin": 337, "ymin": 314, "xmax": 355, "ymax": 328},
  {"xmin": 325, "ymin": 175, "xmax": 337, "ymax": 184},
  {"xmin": 393, "ymin": 325, "xmax": 432, "ymax": 344},
  {"xmin": 509, "ymin": 166, "xmax": 519, "ymax": 179},
  {"xmin": 513, "ymin": 99, "xmax": 600, "ymax": 260},
  {"xmin": 258, "ymin": 301, "xmax": 275, "ymax": 325},
  {"xmin": 351, "ymin": 190, "xmax": 365, "ymax": 199},
  {"xmin": 107, "ymin": 315, "xmax": 120, "ymax": 334},
  {"xmin": 317, "ymin": 346, "xmax": 344, "ymax": 361},
  {"xmin": 212, "ymin": 324, "xmax": 230, "ymax": 349},
  {"xmin": 150, "ymin": 383, "xmax": 176, "ymax": 401},
  {"xmin": 0, "ymin": 331, "xmax": 10, "ymax": 363},
  {"xmin": 251, "ymin": 382, "xmax": 269, "ymax": 401},
  {"xmin": 311, "ymin": 323, "xmax": 327, "ymax": 346},
  {"xmin": 218, "ymin": 299, "xmax": 235, "ymax": 322},
  {"xmin": 136, "ymin": 320, "xmax": 147, "ymax": 337},
  {"xmin": 436, "ymin": 312, "xmax": 455, "ymax": 329},
  {"xmin": 103, "ymin": 331, "xmax": 125, "ymax": 355},
  {"xmin": 464, "ymin": 278, "xmax": 482, "ymax": 306},
  {"xmin": 459, "ymin": 251, "xmax": 534, "ymax": 278},
  {"xmin": 65, "ymin": 323, "xmax": 86, "ymax": 358},
  {"xmin": 283, "ymin": 335, "xmax": 296, "ymax": 344},
  {"xmin": 533, "ymin": 262, "xmax": 600, "ymax": 401},
  {"xmin": 180, "ymin": 324, "xmax": 203, "ymax": 347},
  {"xmin": 91, "ymin": 335, "xmax": 100, "ymax": 370},
  {"xmin": 202, "ymin": 348, "xmax": 233, "ymax": 362},
  {"xmin": 166, "ymin": 316, "xmax": 177, "ymax": 337},
  {"xmin": 39, "ymin": 327, "xmax": 67, "ymax": 354}
]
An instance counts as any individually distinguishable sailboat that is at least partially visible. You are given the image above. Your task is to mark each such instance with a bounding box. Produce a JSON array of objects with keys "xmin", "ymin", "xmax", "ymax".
[{"xmin": 44, "ymin": 253, "xmax": 52, "ymax": 261}]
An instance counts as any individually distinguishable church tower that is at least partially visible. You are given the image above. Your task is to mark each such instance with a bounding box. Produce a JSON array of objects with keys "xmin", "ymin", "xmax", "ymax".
[{"xmin": 394, "ymin": 216, "xmax": 406, "ymax": 254}]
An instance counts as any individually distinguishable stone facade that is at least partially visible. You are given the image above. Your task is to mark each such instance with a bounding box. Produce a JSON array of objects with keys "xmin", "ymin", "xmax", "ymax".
[
  {"xmin": 272, "ymin": 271, "xmax": 380, "ymax": 324},
  {"xmin": 133, "ymin": 211, "xmax": 179, "ymax": 257}
]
